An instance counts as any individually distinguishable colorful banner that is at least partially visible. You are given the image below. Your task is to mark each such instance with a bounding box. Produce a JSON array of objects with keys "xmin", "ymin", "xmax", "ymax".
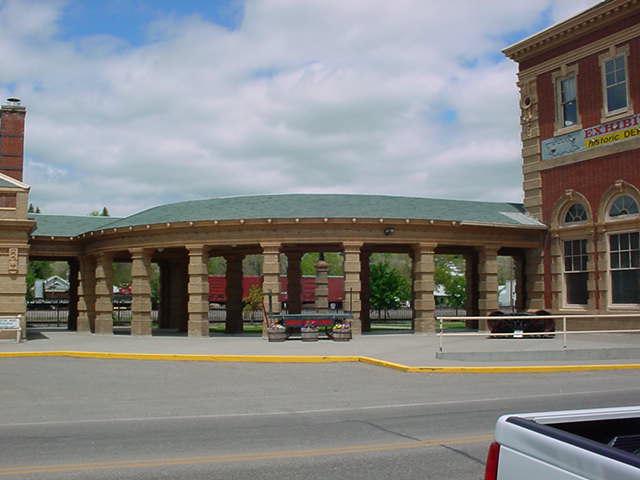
[{"xmin": 542, "ymin": 113, "xmax": 640, "ymax": 160}]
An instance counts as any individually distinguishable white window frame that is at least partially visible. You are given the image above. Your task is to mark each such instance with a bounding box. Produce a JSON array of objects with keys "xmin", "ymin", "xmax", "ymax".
[
  {"xmin": 553, "ymin": 64, "xmax": 581, "ymax": 135},
  {"xmin": 561, "ymin": 238, "xmax": 590, "ymax": 309},
  {"xmin": 600, "ymin": 46, "xmax": 632, "ymax": 120},
  {"xmin": 606, "ymin": 194, "xmax": 640, "ymax": 222},
  {"xmin": 606, "ymin": 230, "xmax": 640, "ymax": 309}
]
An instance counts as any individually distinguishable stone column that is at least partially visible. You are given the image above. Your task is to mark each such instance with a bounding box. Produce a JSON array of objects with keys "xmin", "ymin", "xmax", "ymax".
[
  {"xmin": 463, "ymin": 251, "xmax": 479, "ymax": 328},
  {"xmin": 130, "ymin": 248, "xmax": 153, "ymax": 336},
  {"xmin": 77, "ymin": 256, "xmax": 96, "ymax": 333},
  {"xmin": 94, "ymin": 253, "xmax": 114, "ymax": 335},
  {"xmin": 0, "ymin": 246, "xmax": 28, "ymax": 338},
  {"xmin": 67, "ymin": 258, "xmax": 79, "ymax": 331},
  {"xmin": 314, "ymin": 254, "xmax": 329, "ymax": 312},
  {"xmin": 412, "ymin": 243, "xmax": 436, "ymax": 333},
  {"xmin": 343, "ymin": 242, "xmax": 362, "ymax": 335},
  {"xmin": 261, "ymin": 243, "xmax": 281, "ymax": 315},
  {"xmin": 478, "ymin": 246, "xmax": 499, "ymax": 330},
  {"xmin": 225, "ymin": 253, "xmax": 244, "ymax": 334},
  {"xmin": 187, "ymin": 245, "xmax": 210, "ymax": 337},
  {"xmin": 359, "ymin": 250, "xmax": 371, "ymax": 332},
  {"xmin": 285, "ymin": 251, "xmax": 302, "ymax": 314},
  {"xmin": 525, "ymin": 248, "xmax": 545, "ymax": 311}
]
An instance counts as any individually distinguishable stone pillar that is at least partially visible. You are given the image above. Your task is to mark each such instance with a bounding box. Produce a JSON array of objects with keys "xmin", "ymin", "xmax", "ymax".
[
  {"xmin": 478, "ymin": 246, "xmax": 499, "ymax": 330},
  {"xmin": 343, "ymin": 242, "xmax": 362, "ymax": 335},
  {"xmin": 187, "ymin": 245, "xmax": 210, "ymax": 337},
  {"xmin": 285, "ymin": 251, "xmax": 302, "ymax": 314},
  {"xmin": 225, "ymin": 253, "xmax": 244, "ymax": 334},
  {"xmin": 463, "ymin": 251, "xmax": 479, "ymax": 328},
  {"xmin": 261, "ymin": 243, "xmax": 281, "ymax": 315},
  {"xmin": 360, "ymin": 250, "xmax": 371, "ymax": 331},
  {"xmin": 130, "ymin": 248, "xmax": 153, "ymax": 336},
  {"xmin": 94, "ymin": 253, "xmax": 114, "ymax": 335},
  {"xmin": 157, "ymin": 260, "xmax": 170, "ymax": 329},
  {"xmin": 525, "ymin": 248, "xmax": 545, "ymax": 311},
  {"xmin": 314, "ymin": 254, "xmax": 329, "ymax": 312},
  {"xmin": 412, "ymin": 243, "xmax": 436, "ymax": 333},
  {"xmin": 77, "ymin": 256, "xmax": 96, "ymax": 333},
  {"xmin": 67, "ymin": 258, "xmax": 79, "ymax": 331},
  {"xmin": 0, "ymin": 246, "xmax": 28, "ymax": 339}
]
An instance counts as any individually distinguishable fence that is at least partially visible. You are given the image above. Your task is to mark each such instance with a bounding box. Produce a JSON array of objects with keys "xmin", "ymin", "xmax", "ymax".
[{"xmin": 436, "ymin": 313, "xmax": 640, "ymax": 353}]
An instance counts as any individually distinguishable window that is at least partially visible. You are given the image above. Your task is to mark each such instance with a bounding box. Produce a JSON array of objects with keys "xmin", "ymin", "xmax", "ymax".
[
  {"xmin": 604, "ymin": 54, "xmax": 629, "ymax": 114},
  {"xmin": 609, "ymin": 232, "xmax": 640, "ymax": 304},
  {"xmin": 609, "ymin": 195, "xmax": 639, "ymax": 218},
  {"xmin": 564, "ymin": 239, "xmax": 588, "ymax": 305},
  {"xmin": 564, "ymin": 203, "xmax": 587, "ymax": 224},
  {"xmin": 559, "ymin": 75, "xmax": 578, "ymax": 127}
]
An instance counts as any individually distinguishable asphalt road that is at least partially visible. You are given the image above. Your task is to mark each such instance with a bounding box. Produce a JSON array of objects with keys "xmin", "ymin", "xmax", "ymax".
[{"xmin": 1, "ymin": 358, "xmax": 639, "ymax": 479}]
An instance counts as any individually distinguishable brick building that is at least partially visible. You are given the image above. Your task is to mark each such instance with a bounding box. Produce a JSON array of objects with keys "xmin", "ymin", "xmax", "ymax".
[{"xmin": 504, "ymin": 0, "xmax": 640, "ymax": 317}]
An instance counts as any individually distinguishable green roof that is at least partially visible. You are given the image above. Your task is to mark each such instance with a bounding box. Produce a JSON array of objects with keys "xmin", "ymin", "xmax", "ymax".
[
  {"xmin": 29, "ymin": 194, "xmax": 544, "ymax": 237},
  {"xmin": 29, "ymin": 214, "xmax": 120, "ymax": 237},
  {"xmin": 0, "ymin": 177, "xmax": 17, "ymax": 188}
]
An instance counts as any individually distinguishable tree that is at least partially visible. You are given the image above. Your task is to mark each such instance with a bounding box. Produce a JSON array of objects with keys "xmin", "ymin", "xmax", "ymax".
[
  {"xmin": 26, "ymin": 260, "xmax": 54, "ymax": 300},
  {"xmin": 90, "ymin": 207, "xmax": 110, "ymax": 217},
  {"xmin": 443, "ymin": 274, "xmax": 466, "ymax": 314},
  {"xmin": 28, "ymin": 203, "xmax": 34, "ymax": 213},
  {"xmin": 243, "ymin": 284, "xmax": 263, "ymax": 316},
  {"xmin": 369, "ymin": 261, "xmax": 411, "ymax": 315}
]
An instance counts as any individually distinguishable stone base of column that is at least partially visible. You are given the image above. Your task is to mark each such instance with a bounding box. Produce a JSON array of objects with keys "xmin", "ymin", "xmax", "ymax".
[
  {"xmin": 414, "ymin": 314, "xmax": 435, "ymax": 333},
  {"xmin": 188, "ymin": 319, "xmax": 209, "ymax": 337},
  {"xmin": 94, "ymin": 315, "xmax": 113, "ymax": 335},
  {"xmin": 131, "ymin": 319, "xmax": 152, "ymax": 336}
]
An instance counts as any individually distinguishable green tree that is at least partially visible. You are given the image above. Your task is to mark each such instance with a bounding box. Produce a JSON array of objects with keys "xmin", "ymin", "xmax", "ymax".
[
  {"xmin": 26, "ymin": 260, "xmax": 53, "ymax": 300},
  {"xmin": 443, "ymin": 274, "xmax": 466, "ymax": 313},
  {"xmin": 90, "ymin": 207, "xmax": 110, "ymax": 216},
  {"xmin": 300, "ymin": 252, "xmax": 343, "ymax": 276},
  {"xmin": 243, "ymin": 284, "xmax": 263, "ymax": 315},
  {"xmin": 369, "ymin": 262, "xmax": 411, "ymax": 314}
]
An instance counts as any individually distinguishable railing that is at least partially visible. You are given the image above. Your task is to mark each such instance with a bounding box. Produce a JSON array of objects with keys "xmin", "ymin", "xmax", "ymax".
[{"xmin": 436, "ymin": 313, "xmax": 640, "ymax": 353}]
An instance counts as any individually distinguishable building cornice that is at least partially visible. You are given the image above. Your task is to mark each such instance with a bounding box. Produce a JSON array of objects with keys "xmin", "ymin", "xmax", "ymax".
[{"xmin": 503, "ymin": 0, "xmax": 639, "ymax": 63}]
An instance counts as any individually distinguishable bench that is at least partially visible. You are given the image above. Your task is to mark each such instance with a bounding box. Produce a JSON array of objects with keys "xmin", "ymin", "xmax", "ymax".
[{"xmin": 0, "ymin": 316, "xmax": 23, "ymax": 343}]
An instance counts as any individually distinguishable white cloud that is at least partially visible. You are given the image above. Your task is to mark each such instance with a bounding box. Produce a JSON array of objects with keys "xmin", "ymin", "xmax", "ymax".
[{"xmin": 0, "ymin": 0, "xmax": 598, "ymax": 216}]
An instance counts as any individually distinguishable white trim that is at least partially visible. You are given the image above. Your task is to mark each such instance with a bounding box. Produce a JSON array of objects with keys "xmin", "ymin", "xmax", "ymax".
[
  {"xmin": 560, "ymin": 237, "xmax": 590, "ymax": 309},
  {"xmin": 600, "ymin": 46, "xmax": 633, "ymax": 120},
  {"xmin": 605, "ymin": 229, "xmax": 640, "ymax": 309}
]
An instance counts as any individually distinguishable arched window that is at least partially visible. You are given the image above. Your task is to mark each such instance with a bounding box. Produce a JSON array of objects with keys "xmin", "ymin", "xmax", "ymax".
[
  {"xmin": 609, "ymin": 195, "xmax": 639, "ymax": 218},
  {"xmin": 564, "ymin": 203, "xmax": 588, "ymax": 224}
]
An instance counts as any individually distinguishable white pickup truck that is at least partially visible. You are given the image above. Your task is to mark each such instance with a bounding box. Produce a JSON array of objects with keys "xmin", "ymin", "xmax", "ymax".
[{"xmin": 485, "ymin": 406, "xmax": 640, "ymax": 479}]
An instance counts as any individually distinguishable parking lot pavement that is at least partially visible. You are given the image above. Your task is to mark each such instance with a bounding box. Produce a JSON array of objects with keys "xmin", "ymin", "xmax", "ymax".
[{"xmin": 0, "ymin": 358, "xmax": 639, "ymax": 480}]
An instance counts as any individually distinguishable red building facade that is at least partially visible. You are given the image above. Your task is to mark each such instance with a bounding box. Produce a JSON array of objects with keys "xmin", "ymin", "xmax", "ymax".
[{"xmin": 505, "ymin": 0, "xmax": 640, "ymax": 317}]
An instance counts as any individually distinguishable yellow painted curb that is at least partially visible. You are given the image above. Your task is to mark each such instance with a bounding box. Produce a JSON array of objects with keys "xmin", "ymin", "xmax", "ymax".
[{"xmin": 0, "ymin": 351, "xmax": 639, "ymax": 374}]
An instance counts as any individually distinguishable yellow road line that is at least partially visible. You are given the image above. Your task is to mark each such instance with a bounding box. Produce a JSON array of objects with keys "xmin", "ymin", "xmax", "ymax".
[
  {"xmin": 0, "ymin": 433, "xmax": 492, "ymax": 476},
  {"xmin": 0, "ymin": 351, "xmax": 639, "ymax": 373}
]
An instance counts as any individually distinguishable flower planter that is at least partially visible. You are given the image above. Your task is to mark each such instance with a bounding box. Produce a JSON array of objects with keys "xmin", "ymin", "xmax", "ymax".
[
  {"xmin": 267, "ymin": 330, "xmax": 288, "ymax": 342},
  {"xmin": 331, "ymin": 330, "xmax": 352, "ymax": 342},
  {"xmin": 301, "ymin": 330, "xmax": 319, "ymax": 342}
]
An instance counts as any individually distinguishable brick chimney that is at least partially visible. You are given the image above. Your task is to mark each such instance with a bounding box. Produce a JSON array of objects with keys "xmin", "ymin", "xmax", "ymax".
[{"xmin": 0, "ymin": 98, "xmax": 26, "ymax": 181}]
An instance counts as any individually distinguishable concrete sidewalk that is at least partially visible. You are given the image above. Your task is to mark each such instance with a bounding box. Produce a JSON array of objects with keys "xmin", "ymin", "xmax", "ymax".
[{"xmin": 0, "ymin": 329, "xmax": 639, "ymax": 367}]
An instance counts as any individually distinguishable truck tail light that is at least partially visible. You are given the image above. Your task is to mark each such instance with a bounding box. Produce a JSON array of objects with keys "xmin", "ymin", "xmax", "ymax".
[{"xmin": 484, "ymin": 441, "xmax": 500, "ymax": 480}]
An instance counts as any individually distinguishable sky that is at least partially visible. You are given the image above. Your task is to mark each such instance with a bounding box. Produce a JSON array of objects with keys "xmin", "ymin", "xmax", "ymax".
[{"xmin": 0, "ymin": 0, "xmax": 598, "ymax": 217}]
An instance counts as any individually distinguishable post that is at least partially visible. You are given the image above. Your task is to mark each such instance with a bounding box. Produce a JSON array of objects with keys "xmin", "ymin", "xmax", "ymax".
[
  {"xmin": 94, "ymin": 253, "xmax": 114, "ymax": 335},
  {"xmin": 359, "ymin": 249, "xmax": 371, "ymax": 331},
  {"xmin": 261, "ymin": 243, "xmax": 281, "ymax": 336},
  {"xmin": 314, "ymin": 253, "xmax": 329, "ymax": 312},
  {"xmin": 478, "ymin": 246, "xmax": 499, "ymax": 331},
  {"xmin": 77, "ymin": 256, "xmax": 96, "ymax": 333},
  {"xmin": 187, "ymin": 245, "xmax": 210, "ymax": 337},
  {"xmin": 130, "ymin": 248, "xmax": 153, "ymax": 336},
  {"xmin": 412, "ymin": 243, "xmax": 437, "ymax": 333},
  {"xmin": 285, "ymin": 251, "xmax": 302, "ymax": 314},
  {"xmin": 342, "ymin": 242, "xmax": 363, "ymax": 335},
  {"xmin": 439, "ymin": 317, "xmax": 444, "ymax": 352},
  {"xmin": 563, "ymin": 316, "xmax": 567, "ymax": 350},
  {"xmin": 224, "ymin": 253, "xmax": 244, "ymax": 334}
]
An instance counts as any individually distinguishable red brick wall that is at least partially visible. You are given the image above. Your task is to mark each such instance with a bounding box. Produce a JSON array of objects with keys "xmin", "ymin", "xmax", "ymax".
[
  {"xmin": 0, "ymin": 109, "xmax": 25, "ymax": 181},
  {"xmin": 541, "ymin": 150, "xmax": 640, "ymax": 307}
]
